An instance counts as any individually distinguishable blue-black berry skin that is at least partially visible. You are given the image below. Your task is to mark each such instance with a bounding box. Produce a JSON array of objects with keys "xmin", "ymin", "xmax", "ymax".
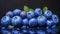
[
  {"xmin": 11, "ymin": 16, "xmax": 22, "ymax": 26},
  {"xmin": 34, "ymin": 8, "xmax": 42, "ymax": 16},
  {"xmin": 37, "ymin": 15, "xmax": 47, "ymax": 26},
  {"xmin": 44, "ymin": 10, "xmax": 52, "ymax": 18},
  {"xmin": 29, "ymin": 18, "xmax": 37, "ymax": 27},
  {"xmin": 27, "ymin": 11, "xmax": 35, "ymax": 19},
  {"xmin": 1, "ymin": 16, "xmax": 11, "ymax": 26},
  {"xmin": 13, "ymin": 9, "xmax": 21, "ymax": 16}
]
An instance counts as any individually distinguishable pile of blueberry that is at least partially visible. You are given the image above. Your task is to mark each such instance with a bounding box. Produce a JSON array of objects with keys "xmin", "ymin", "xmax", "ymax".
[{"xmin": 1, "ymin": 6, "xmax": 59, "ymax": 34}]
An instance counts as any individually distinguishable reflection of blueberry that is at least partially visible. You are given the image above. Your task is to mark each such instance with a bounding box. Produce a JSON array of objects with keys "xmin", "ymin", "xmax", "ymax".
[
  {"xmin": 6, "ymin": 11, "xmax": 13, "ymax": 17},
  {"xmin": 51, "ymin": 26, "xmax": 58, "ymax": 34},
  {"xmin": 22, "ymin": 29, "xmax": 29, "ymax": 34},
  {"xmin": 37, "ymin": 15, "xmax": 47, "ymax": 26},
  {"xmin": 1, "ymin": 28, "xmax": 11, "ymax": 34},
  {"xmin": 20, "ymin": 11, "xmax": 27, "ymax": 18},
  {"xmin": 37, "ymin": 30, "xmax": 46, "ymax": 34},
  {"xmin": 12, "ymin": 30, "xmax": 19, "ymax": 34},
  {"xmin": 1, "ymin": 16, "xmax": 11, "ymax": 26},
  {"xmin": 34, "ymin": 8, "xmax": 42, "ymax": 16},
  {"xmin": 46, "ymin": 27, "xmax": 51, "ymax": 33},
  {"xmin": 27, "ymin": 11, "xmax": 35, "ymax": 19},
  {"xmin": 13, "ymin": 9, "xmax": 21, "ymax": 16},
  {"xmin": 46, "ymin": 20, "xmax": 54, "ymax": 27},
  {"xmin": 11, "ymin": 16, "xmax": 22, "ymax": 26},
  {"xmin": 52, "ymin": 14, "xmax": 59, "ymax": 24},
  {"xmin": 29, "ymin": 30, "xmax": 36, "ymax": 34},
  {"xmin": 44, "ymin": 10, "xmax": 52, "ymax": 18},
  {"xmin": 29, "ymin": 18, "xmax": 37, "ymax": 27},
  {"xmin": 23, "ymin": 18, "xmax": 29, "ymax": 26}
]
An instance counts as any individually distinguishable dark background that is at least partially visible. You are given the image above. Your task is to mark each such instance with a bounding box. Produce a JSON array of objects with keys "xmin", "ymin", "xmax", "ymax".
[
  {"xmin": 0, "ymin": 0, "xmax": 60, "ymax": 18},
  {"xmin": 0, "ymin": 0, "xmax": 60, "ymax": 34}
]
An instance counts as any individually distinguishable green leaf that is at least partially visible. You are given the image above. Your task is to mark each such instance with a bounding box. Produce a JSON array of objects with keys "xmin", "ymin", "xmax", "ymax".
[
  {"xmin": 29, "ymin": 8, "xmax": 34, "ymax": 11},
  {"xmin": 24, "ymin": 5, "xmax": 29, "ymax": 12},
  {"xmin": 43, "ymin": 6, "xmax": 48, "ymax": 12}
]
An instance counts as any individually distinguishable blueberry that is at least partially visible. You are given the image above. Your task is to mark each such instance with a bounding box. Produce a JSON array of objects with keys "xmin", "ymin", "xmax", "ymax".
[
  {"xmin": 13, "ymin": 9, "xmax": 21, "ymax": 16},
  {"xmin": 44, "ymin": 10, "xmax": 52, "ymax": 18},
  {"xmin": 23, "ymin": 18, "xmax": 29, "ymax": 26},
  {"xmin": 11, "ymin": 16, "xmax": 22, "ymax": 26},
  {"xmin": 1, "ymin": 16, "xmax": 11, "ymax": 26},
  {"xmin": 29, "ymin": 18, "xmax": 37, "ymax": 27},
  {"xmin": 34, "ymin": 8, "xmax": 42, "ymax": 16},
  {"xmin": 46, "ymin": 20, "xmax": 54, "ymax": 27},
  {"xmin": 20, "ymin": 11, "xmax": 27, "ymax": 18},
  {"xmin": 37, "ymin": 15, "xmax": 47, "ymax": 26},
  {"xmin": 27, "ymin": 11, "xmax": 35, "ymax": 19},
  {"xmin": 52, "ymin": 14, "xmax": 59, "ymax": 24},
  {"xmin": 6, "ymin": 11, "xmax": 13, "ymax": 17},
  {"xmin": 37, "ymin": 30, "xmax": 46, "ymax": 34}
]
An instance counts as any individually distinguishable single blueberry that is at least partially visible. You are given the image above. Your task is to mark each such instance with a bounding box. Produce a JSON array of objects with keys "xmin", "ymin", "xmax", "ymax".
[
  {"xmin": 23, "ymin": 18, "xmax": 29, "ymax": 26},
  {"xmin": 37, "ymin": 15, "xmax": 47, "ymax": 26},
  {"xmin": 52, "ymin": 14, "xmax": 59, "ymax": 24},
  {"xmin": 44, "ymin": 10, "xmax": 52, "ymax": 18},
  {"xmin": 6, "ymin": 11, "xmax": 13, "ymax": 17},
  {"xmin": 11, "ymin": 16, "xmax": 22, "ymax": 26},
  {"xmin": 27, "ymin": 11, "xmax": 35, "ymax": 19},
  {"xmin": 1, "ymin": 16, "xmax": 11, "ymax": 26},
  {"xmin": 20, "ymin": 11, "xmax": 27, "ymax": 19},
  {"xmin": 13, "ymin": 9, "xmax": 21, "ymax": 16},
  {"xmin": 34, "ymin": 8, "xmax": 42, "ymax": 16},
  {"xmin": 29, "ymin": 18, "xmax": 37, "ymax": 27}
]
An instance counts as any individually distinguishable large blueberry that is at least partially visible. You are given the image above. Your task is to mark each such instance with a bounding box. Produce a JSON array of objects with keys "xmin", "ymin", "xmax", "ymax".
[
  {"xmin": 20, "ymin": 11, "xmax": 27, "ymax": 19},
  {"xmin": 6, "ymin": 11, "xmax": 13, "ymax": 17},
  {"xmin": 27, "ymin": 11, "xmax": 35, "ymax": 19},
  {"xmin": 34, "ymin": 8, "xmax": 42, "ymax": 16},
  {"xmin": 37, "ymin": 15, "xmax": 47, "ymax": 26},
  {"xmin": 44, "ymin": 10, "xmax": 52, "ymax": 18},
  {"xmin": 29, "ymin": 18, "xmax": 37, "ymax": 27},
  {"xmin": 46, "ymin": 20, "xmax": 54, "ymax": 27},
  {"xmin": 23, "ymin": 18, "xmax": 29, "ymax": 26},
  {"xmin": 13, "ymin": 9, "xmax": 21, "ymax": 16},
  {"xmin": 52, "ymin": 14, "xmax": 59, "ymax": 24},
  {"xmin": 1, "ymin": 16, "xmax": 11, "ymax": 26},
  {"xmin": 11, "ymin": 16, "xmax": 22, "ymax": 26}
]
